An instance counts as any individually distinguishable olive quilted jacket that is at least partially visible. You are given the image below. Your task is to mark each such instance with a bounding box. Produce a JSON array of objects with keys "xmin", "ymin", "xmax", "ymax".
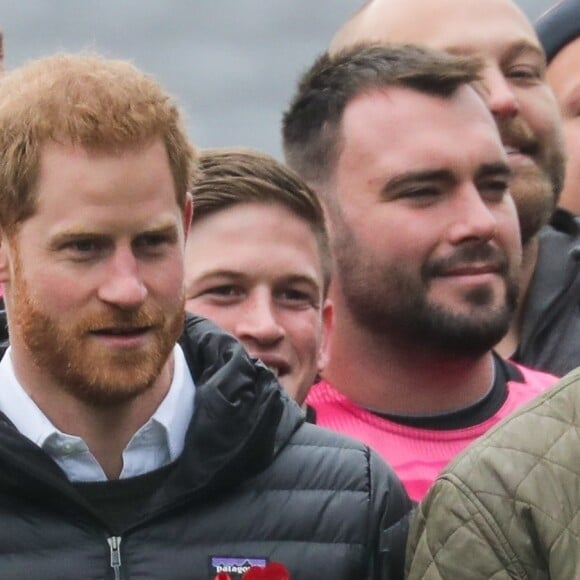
[{"xmin": 406, "ymin": 367, "xmax": 580, "ymax": 579}]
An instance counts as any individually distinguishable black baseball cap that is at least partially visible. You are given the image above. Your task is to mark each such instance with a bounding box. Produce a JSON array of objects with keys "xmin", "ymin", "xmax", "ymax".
[{"xmin": 536, "ymin": 0, "xmax": 580, "ymax": 63}]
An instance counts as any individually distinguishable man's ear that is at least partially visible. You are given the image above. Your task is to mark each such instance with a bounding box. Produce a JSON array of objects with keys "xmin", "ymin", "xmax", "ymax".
[
  {"xmin": 183, "ymin": 193, "xmax": 193, "ymax": 242},
  {"xmin": 0, "ymin": 232, "xmax": 12, "ymax": 284},
  {"xmin": 317, "ymin": 298, "xmax": 334, "ymax": 374}
]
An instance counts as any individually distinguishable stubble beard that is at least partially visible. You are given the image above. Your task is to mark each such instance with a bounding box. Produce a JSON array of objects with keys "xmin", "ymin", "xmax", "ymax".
[
  {"xmin": 509, "ymin": 164, "xmax": 555, "ymax": 245},
  {"xmin": 497, "ymin": 117, "xmax": 565, "ymax": 245},
  {"xmin": 333, "ymin": 230, "xmax": 519, "ymax": 357}
]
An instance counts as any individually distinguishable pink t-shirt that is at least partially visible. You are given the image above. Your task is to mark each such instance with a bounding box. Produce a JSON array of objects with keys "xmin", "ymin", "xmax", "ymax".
[{"xmin": 307, "ymin": 364, "xmax": 556, "ymax": 501}]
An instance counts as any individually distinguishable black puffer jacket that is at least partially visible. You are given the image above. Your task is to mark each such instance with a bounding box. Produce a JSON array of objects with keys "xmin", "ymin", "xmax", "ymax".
[{"xmin": 0, "ymin": 315, "xmax": 411, "ymax": 579}]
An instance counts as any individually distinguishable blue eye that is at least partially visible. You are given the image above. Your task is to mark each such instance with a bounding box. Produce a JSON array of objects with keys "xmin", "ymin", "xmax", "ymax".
[
  {"xmin": 202, "ymin": 285, "xmax": 246, "ymax": 303},
  {"xmin": 133, "ymin": 230, "xmax": 178, "ymax": 258},
  {"xmin": 64, "ymin": 238, "xmax": 107, "ymax": 259}
]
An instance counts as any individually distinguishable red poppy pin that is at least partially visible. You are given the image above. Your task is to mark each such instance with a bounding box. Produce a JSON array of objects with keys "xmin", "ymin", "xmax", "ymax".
[{"xmin": 242, "ymin": 562, "xmax": 290, "ymax": 580}]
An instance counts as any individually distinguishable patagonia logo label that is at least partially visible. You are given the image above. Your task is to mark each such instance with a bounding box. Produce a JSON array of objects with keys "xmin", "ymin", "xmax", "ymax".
[{"xmin": 209, "ymin": 556, "xmax": 268, "ymax": 579}]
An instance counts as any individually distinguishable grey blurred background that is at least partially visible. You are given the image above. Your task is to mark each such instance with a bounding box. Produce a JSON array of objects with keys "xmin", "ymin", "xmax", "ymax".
[{"xmin": 0, "ymin": 0, "xmax": 554, "ymax": 159}]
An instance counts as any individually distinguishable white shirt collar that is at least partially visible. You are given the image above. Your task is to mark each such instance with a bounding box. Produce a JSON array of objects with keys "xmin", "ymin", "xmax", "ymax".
[{"xmin": 0, "ymin": 344, "xmax": 195, "ymax": 482}]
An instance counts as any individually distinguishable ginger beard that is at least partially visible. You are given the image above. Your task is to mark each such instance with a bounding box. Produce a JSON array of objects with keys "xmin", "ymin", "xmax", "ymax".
[{"xmin": 10, "ymin": 253, "xmax": 185, "ymax": 407}]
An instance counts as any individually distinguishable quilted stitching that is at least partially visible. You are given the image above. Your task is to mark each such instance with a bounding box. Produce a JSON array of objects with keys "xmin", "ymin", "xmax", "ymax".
[{"xmin": 406, "ymin": 369, "xmax": 580, "ymax": 579}]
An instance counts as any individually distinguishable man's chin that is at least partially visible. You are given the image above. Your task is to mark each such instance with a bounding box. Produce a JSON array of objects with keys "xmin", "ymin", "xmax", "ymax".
[
  {"xmin": 55, "ymin": 358, "xmax": 162, "ymax": 407},
  {"xmin": 68, "ymin": 379, "xmax": 155, "ymax": 408}
]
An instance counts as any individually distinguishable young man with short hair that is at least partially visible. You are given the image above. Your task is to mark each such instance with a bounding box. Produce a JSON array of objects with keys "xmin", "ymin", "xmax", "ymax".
[
  {"xmin": 185, "ymin": 147, "xmax": 332, "ymax": 408},
  {"xmin": 283, "ymin": 43, "xmax": 556, "ymax": 502}
]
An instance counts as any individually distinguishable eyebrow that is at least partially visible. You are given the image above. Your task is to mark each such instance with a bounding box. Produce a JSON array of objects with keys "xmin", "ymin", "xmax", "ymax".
[
  {"xmin": 280, "ymin": 274, "xmax": 322, "ymax": 291},
  {"xmin": 501, "ymin": 41, "xmax": 546, "ymax": 65},
  {"xmin": 445, "ymin": 40, "xmax": 545, "ymax": 64},
  {"xmin": 191, "ymin": 269, "xmax": 322, "ymax": 291},
  {"xmin": 382, "ymin": 169, "xmax": 456, "ymax": 196},
  {"xmin": 191, "ymin": 269, "xmax": 246, "ymax": 282},
  {"xmin": 49, "ymin": 223, "xmax": 179, "ymax": 249}
]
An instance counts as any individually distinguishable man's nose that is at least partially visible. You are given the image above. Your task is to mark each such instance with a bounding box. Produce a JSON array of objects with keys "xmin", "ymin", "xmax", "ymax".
[
  {"xmin": 97, "ymin": 247, "xmax": 147, "ymax": 309},
  {"xmin": 235, "ymin": 293, "xmax": 285, "ymax": 345},
  {"xmin": 446, "ymin": 185, "xmax": 498, "ymax": 245},
  {"xmin": 479, "ymin": 66, "xmax": 520, "ymax": 120}
]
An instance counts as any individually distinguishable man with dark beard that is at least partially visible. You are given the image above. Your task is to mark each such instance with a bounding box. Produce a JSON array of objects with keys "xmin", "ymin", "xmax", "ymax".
[
  {"xmin": 0, "ymin": 53, "xmax": 412, "ymax": 579},
  {"xmin": 283, "ymin": 44, "xmax": 557, "ymax": 502},
  {"xmin": 328, "ymin": 0, "xmax": 579, "ymax": 378}
]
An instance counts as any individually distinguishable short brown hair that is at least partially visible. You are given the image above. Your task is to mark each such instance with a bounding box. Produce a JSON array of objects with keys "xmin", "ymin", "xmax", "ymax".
[
  {"xmin": 191, "ymin": 147, "xmax": 332, "ymax": 295},
  {"xmin": 282, "ymin": 43, "xmax": 482, "ymax": 195},
  {"xmin": 0, "ymin": 52, "xmax": 197, "ymax": 231}
]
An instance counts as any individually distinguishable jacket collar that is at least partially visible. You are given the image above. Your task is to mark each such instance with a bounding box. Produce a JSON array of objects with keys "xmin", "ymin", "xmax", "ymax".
[{"xmin": 170, "ymin": 315, "xmax": 304, "ymax": 496}]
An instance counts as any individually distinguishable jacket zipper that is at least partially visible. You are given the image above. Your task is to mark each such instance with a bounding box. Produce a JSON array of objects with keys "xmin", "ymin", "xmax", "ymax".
[{"xmin": 107, "ymin": 536, "xmax": 122, "ymax": 580}]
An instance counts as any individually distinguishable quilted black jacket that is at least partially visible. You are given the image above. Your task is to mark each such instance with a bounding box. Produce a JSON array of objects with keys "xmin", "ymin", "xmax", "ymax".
[{"xmin": 0, "ymin": 315, "xmax": 412, "ymax": 579}]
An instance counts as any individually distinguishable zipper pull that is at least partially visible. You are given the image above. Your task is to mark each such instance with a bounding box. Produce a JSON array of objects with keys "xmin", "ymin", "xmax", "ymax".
[{"xmin": 107, "ymin": 536, "xmax": 122, "ymax": 580}]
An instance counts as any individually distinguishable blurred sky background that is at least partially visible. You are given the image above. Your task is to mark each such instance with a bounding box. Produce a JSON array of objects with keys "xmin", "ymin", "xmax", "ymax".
[{"xmin": 0, "ymin": 0, "xmax": 554, "ymax": 159}]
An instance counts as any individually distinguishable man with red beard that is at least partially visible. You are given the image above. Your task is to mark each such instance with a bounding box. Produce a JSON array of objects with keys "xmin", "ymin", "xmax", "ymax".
[
  {"xmin": 0, "ymin": 53, "xmax": 411, "ymax": 579},
  {"xmin": 327, "ymin": 0, "xmax": 578, "ymax": 378},
  {"xmin": 283, "ymin": 44, "xmax": 557, "ymax": 502}
]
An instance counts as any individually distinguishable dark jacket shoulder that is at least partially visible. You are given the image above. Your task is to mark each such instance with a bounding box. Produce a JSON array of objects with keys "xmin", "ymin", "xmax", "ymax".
[{"xmin": 517, "ymin": 209, "xmax": 580, "ymax": 376}]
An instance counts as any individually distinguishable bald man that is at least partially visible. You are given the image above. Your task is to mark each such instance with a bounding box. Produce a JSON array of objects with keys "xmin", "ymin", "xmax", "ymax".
[{"xmin": 330, "ymin": 0, "xmax": 579, "ymax": 377}]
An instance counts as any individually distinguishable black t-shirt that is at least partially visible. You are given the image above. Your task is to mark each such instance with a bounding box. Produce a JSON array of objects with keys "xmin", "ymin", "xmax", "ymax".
[
  {"xmin": 374, "ymin": 353, "xmax": 521, "ymax": 430},
  {"xmin": 74, "ymin": 462, "xmax": 175, "ymax": 532}
]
